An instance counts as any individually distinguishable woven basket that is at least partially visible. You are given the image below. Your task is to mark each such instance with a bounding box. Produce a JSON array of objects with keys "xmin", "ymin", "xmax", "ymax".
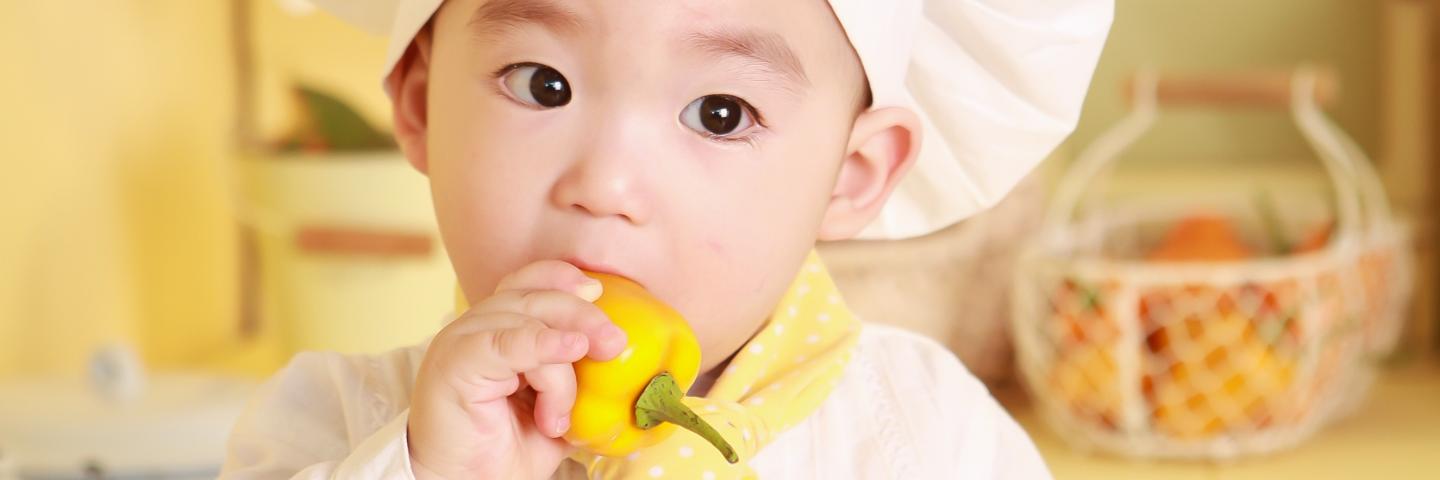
[{"xmin": 1011, "ymin": 68, "xmax": 1413, "ymax": 460}]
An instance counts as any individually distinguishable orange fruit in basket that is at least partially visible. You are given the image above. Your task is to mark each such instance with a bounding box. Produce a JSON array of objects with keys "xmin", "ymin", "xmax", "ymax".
[
  {"xmin": 1292, "ymin": 220, "xmax": 1334, "ymax": 254},
  {"xmin": 1137, "ymin": 216, "xmax": 1303, "ymax": 439},
  {"xmin": 1051, "ymin": 279, "xmax": 1119, "ymax": 343},
  {"xmin": 1048, "ymin": 279, "xmax": 1122, "ymax": 428},
  {"xmin": 1291, "ymin": 219, "xmax": 1398, "ymax": 354},
  {"xmin": 1051, "ymin": 343, "xmax": 1120, "ymax": 428},
  {"xmin": 1357, "ymin": 249, "xmax": 1399, "ymax": 352},
  {"xmin": 1148, "ymin": 214, "xmax": 1254, "ymax": 261},
  {"xmin": 1142, "ymin": 302, "xmax": 1298, "ymax": 439}
]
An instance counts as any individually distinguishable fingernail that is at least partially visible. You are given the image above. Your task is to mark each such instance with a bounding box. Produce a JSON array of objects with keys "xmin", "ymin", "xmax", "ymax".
[
  {"xmin": 575, "ymin": 279, "xmax": 603, "ymax": 302},
  {"xmin": 601, "ymin": 324, "xmax": 627, "ymax": 345},
  {"xmin": 555, "ymin": 414, "xmax": 571, "ymax": 435}
]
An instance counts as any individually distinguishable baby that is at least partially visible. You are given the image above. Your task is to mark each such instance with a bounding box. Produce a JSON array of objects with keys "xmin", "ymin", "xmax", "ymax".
[{"xmin": 221, "ymin": 0, "xmax": 1111, "ymax": 478}]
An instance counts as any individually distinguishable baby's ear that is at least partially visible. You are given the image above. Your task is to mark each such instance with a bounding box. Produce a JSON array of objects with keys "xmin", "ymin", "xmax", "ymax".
[
  {"xmin": 386, "ymin": 25, "xmax": 434, "ymax": 175},
  {"xmin": 817, "ymin": 107, "xmax": 922, "ymax": 240}
]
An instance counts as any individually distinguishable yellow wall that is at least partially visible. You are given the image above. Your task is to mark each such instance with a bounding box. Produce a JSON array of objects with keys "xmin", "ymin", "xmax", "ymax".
[
  {"xmin": 0, "ymin": 1, "xmax": 234, "ymax": 377},
  {"xmin": 1069, "ymin": 0, "xmax": 1381, "ymax": 166},
  {"xmin": 0, "ymin": 1, "xmax": 391, "ymax": 378}
]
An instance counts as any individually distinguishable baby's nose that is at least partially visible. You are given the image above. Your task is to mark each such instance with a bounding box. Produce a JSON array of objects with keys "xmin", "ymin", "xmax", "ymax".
[{"xmin": 550, "ymin": 150, "xmax": 652, "ymax": 225}]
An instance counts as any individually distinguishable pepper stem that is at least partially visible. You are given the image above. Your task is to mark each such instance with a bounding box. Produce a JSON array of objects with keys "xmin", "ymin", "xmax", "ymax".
[{"xmin": 634, "ymin": 372, "xmax": 740, "ymax": 464}]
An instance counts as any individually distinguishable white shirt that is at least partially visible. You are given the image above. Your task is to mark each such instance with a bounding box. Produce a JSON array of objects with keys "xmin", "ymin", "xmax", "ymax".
[{"xmin": 220, "ymin": 323, "xmax": 1052, "ymax": 479}]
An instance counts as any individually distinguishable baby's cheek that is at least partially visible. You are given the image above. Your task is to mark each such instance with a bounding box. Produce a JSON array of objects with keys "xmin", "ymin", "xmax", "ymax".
[{"xmin": 704, "ymin": 239, "xmax": 729, "ymax": 259}]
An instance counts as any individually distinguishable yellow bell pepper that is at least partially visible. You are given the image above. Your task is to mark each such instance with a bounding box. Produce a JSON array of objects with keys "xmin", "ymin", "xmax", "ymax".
[{"xmin": 565, "ymin": 272, "xmax": 738, "ymax": 463}]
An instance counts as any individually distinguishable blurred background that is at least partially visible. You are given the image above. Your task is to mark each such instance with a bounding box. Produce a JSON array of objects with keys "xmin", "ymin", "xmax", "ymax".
[{"xmin": 0, "ymin": 0, "xmax": 1435, "ymax": 478}]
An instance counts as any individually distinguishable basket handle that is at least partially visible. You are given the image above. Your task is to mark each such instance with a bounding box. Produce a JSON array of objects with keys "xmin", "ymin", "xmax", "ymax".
[
  {"xmin": 1129, "ymin": 69, "xmax": 1339, "ymax": 109},
  {"xmin": 1289, "ymin": 67, "xmax": 1399, "ymax": 243},
  {"xmin": 1043, "ymin": 68, "xmax": 1159, "ymax": 234},
  {"xmin": 1288, "ymin": 68, "xmax": 1360, "ymax": 247},
  {"xmin": 1044, "ymin": 66, "xmax": 1383, "ymax": 249}
]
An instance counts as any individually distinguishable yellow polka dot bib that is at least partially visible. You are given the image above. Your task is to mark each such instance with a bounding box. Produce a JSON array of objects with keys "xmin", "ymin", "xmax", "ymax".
[{"xmin": 567, "ymin": 250, "xmax": 859, "ymax": 479}]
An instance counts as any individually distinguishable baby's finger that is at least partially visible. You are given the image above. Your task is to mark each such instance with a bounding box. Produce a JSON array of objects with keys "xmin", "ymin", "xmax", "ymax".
[
  {"xmin": 522, "ymin": 363, "xmax": 578, "ymax": 438},
  {"xmin": 453, "ymin": 319, "xmax": 588, "ymax": 384},
  {"xmin": 473, "ymin": 289, "xmax": 626, "ymax": 360},
  {"xmin": 493, "ymin": 260, "xmax": 602, "ymax": 302}
]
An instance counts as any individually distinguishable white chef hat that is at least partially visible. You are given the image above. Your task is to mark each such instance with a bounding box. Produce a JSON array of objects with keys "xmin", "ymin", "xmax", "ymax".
[{"xmin": 311, "ymin": 0, "xmax": 1113, "ymax": 240}]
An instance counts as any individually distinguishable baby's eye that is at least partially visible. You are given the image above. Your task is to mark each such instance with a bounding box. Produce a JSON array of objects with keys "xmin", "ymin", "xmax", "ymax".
[
  {"xmin": 500, "ymin": 63, "xmax": 571, "ymax": 108},
  {"xmin": 680, "ymin": 94, "xmax": 757, "ymax": 138}
]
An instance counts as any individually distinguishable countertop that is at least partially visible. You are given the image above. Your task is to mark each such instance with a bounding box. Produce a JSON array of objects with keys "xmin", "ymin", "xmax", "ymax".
[{"xmin": 1004, "ymin": 363, "xmax": 1440, "ymax": 479}]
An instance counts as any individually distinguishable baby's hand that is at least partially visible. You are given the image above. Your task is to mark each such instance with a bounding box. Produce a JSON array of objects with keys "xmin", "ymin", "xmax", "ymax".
[{"xmin": 407, "ymin": 261, "xmax": 628, "ymax": 480}]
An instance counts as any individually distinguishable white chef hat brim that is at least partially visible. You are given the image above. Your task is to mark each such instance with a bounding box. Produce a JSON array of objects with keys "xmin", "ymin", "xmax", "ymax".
[
  {"xmin": 835, "ymin": 0, "xmax": 1113, "ymax": 239},
  {"xmin": 312, "ymin": 0, "xmax": 1113, "ymax": 240}
]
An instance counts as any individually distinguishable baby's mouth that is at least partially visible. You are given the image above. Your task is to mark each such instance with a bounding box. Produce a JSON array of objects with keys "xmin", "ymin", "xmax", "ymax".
[{"xmin": 562, "ymin": 256, "xmax": 642, "ymax": 289}]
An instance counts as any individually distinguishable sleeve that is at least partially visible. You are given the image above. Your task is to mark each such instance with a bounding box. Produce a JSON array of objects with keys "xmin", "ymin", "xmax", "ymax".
[
  {"xmin": 219, "ymin": 349, "xmax": 423, "ymax": 480},
  {"xmin": 990, "ymin": 412, "xmax": 1053, "ymax": 480},
  {"xmin": 867, "ymin": 326, "xmax": 1054, "ymax": 479},
  {"xmin": 927, "ymin": 341, "xmax": 1053, "ymax": 480}
]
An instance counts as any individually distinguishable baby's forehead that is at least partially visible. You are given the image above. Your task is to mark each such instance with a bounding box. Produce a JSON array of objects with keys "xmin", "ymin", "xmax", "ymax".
[{"xmin": 448, "ymin": 0, "xmax": 862, "ymax": 83}]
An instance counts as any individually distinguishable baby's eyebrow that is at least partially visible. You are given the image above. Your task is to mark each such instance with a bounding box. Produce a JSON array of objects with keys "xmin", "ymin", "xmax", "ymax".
[
  {"xmin": 466, "ymin": 1, "xmax": 809, "ymax": 94},
  {"xmin": 687, "ymin": 28, "xmax": 812, "ymax": 93},
  {"xmin": 468, "ymin": 0, "xmax": 582, "ymax": 40}
]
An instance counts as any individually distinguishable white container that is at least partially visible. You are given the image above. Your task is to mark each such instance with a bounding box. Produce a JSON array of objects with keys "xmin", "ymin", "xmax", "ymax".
[{"xmin": 240, "ymin": 152, "xmax": 454, "ymax": 355}]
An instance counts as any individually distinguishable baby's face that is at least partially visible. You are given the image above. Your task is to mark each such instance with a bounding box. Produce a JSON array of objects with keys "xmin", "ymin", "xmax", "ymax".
[{"xmin": 418, "ymin": 0, "xmax": 869, "ymax": 370}]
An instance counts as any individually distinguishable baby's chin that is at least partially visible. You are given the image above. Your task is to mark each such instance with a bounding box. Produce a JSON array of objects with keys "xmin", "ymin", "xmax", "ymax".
[{"xmin": 693, "ymin": 314, "xmax": 771, "ymax": 370}]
